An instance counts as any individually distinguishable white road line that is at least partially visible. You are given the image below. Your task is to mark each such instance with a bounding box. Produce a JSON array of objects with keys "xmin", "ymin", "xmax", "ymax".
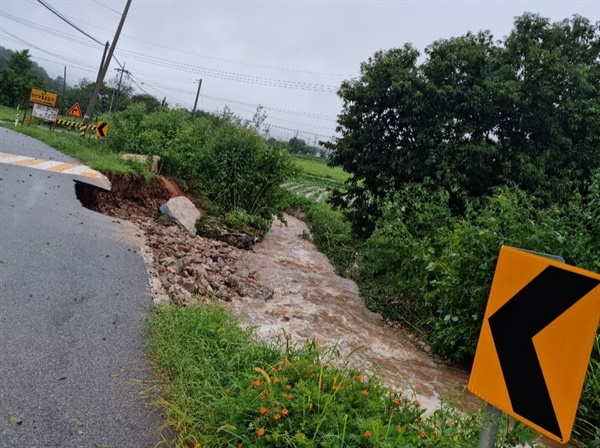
[
  {"xmin": 0, "ymin": 151, "xmax": 111, "ymax": 190},
  {"xmin": 30, "ymin": 161, "xmax": 65, "ymax": 170},
  {"xmin": 0, "ymin": 155, "xmax": 31, "ymax": 164}
]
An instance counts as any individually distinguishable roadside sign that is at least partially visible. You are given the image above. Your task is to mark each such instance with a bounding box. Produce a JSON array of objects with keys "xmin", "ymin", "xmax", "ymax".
[
  {"xmin": 66, "ymin": 103, "xmax": 83, "ymax": 119},
  {"xmin": 469, "ymin": 246, "xmax": 600, "ymax": 444},
  {"xmin": 29, "ymin": 88, "xmax": 58, "ymax": 107},
  {"xmin": 95, "ymin": 121, "xmax": 109, "ymax": 138},
  {"xmin": 31, "ymin": 103, "xmax": 59, "ymax": 122}
]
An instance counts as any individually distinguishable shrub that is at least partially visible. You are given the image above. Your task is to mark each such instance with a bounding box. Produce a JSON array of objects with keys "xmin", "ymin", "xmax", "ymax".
[
  {"xmin": 147, "ymin": 303, "xmax": 537, "ymax": 447},
  {"xmin": 108, "ymin": 105, "xmax": 295, "ymax": 221}
]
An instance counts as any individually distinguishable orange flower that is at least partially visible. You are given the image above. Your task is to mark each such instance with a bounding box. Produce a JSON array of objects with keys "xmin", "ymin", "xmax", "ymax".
[
  {"xmin": 195, "ymin": 444, "xmax": 201, "ymax": 448},
  {"xmin": 332, "ymin": 384, "xmax": 340, "ymax": 391},
  {"xmin": 274, "ymin": 413, "xmax": 281, "ymax": 420},
  {"xmin": 273, "ymin": 377, "xmax": 280, "ymax": 383},
  {"xmin": 388, "ymin": 388, "xmax": 394, "ymax": 394},
  {"xmin": 361, "ymin": 389, "xmax": 369, "ymax": 396},
  {"xmin": 430, "ymin": 431, "xmax": 436, "ymax": 437},
  {"xmin": 259, "ymin": 407, "xmax": 269, "ymax": 415},
  {"xmin": 260, "ymin": 392, "xmax": 268, "ymax": 399},
  {"xmin": 281, "ymin": 408, "xmax": 289, "ymax": 416},
  {"xmin": 284, "ymin": 360, "xmax": 291, "ymax": 367},
  {"xmin": 396, "ymin": 425, "xmax": 403, "ymax": 431},
  {"xmin": 288, "ymin": 394, "xmax": 295, "ymax": 400},
  {"xmin": 392, "ymin": 398, "xmax": 401, "ymax": 406},
  {"xmin": 355, "ymin": 374, "xmax": 364, "ymax": 382},
  {"xmin": 252, "ymin": 380, "xmax": 262, "ymax": 387},
  {"xmin": 285, "ymin": 385, "xmax": 292, "ymax": 391},
  {"xmin": 419, "ymin": 431, "xmax": 426, "ymax": 439},
  {"xmin": 364, "ymin": 430, "xmax": 372, "ymax": 438},
  {"xmin": 256, "ymin": 428, "xmax": 265, "ymax": 437},
  {"xmin": 237, "ymin": 444, "xmax": 243, "ymax": 448},
  {"xmin": 415, "ymin": 401, "xmax": 420, "ymax": 407}
]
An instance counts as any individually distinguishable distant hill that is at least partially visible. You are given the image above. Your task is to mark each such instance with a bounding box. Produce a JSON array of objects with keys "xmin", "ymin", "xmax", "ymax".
[{"xmin": 0, "ymin": 45, "xmax": 62, "ymax": 91}]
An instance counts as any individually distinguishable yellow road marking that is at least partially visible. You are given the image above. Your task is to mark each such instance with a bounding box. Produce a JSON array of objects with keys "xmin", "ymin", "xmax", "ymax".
[
  {"xmin": 48, "ymin": 162, "xmax": 80, "ymax": 172},
  {"xmin": 0, "ymin": 151, "xmax": 111, "ymax": 190},
  {"xmin": 11, "ymin": 158, "xmax": 46, "ymax": 167}
]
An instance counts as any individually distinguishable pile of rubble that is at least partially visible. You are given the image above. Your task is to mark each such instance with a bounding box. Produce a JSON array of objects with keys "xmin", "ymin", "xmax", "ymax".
[
  {"xmin": 75, "ymin": 174, "xmax": 274, "ymax": 307},
  {"xmin": 139, "ymin": 217, "xmax": 274, "ymax": 306}
]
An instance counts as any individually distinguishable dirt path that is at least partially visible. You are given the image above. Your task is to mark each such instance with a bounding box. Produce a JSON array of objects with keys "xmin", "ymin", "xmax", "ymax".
[{"xmin": 232, "ymin": 214, "xmax": 472, "ymax": 412}]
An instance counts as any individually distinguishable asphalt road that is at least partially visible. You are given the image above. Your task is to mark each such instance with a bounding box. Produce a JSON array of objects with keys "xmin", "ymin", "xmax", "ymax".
[{"xmin": 0, "ymin": 128, "xmax": 162, "ymax": 447}]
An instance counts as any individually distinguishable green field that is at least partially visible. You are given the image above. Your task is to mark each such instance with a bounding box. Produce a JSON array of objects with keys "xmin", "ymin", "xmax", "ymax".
[
  {"xmin": 286, "ymin": 155, "xmax": 349, "ymax": 203},
  {"xmin": 292, "ymin": 154, "xmax": 350, "ymax": 183}
]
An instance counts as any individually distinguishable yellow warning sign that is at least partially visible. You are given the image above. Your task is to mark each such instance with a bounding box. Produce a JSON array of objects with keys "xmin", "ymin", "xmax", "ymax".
[
  {"xmin": 95, "ymin": 121, "xmax": 109, "ymax": 138},
  {"xmin": 66, "ymin": 103, "xmax": 83, "ymax": 119},
  {"xmin": 29, "ymin": 88, "xmax": 58, "ymax": 107},
  {"xmin": 469, "ymin": 246, "xmax": 600, "ymax": 444}
]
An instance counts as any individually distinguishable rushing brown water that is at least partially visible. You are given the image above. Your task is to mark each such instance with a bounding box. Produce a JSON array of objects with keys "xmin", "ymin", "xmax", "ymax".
[{"xmin": 232, "ymin": 214, "xmax": 472, "ymax": 412}]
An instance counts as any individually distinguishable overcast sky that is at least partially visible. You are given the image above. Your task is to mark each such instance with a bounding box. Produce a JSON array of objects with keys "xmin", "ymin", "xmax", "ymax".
[{"xmin": 1, "ymin": 0, "xmax": 599, "ymax": 141}]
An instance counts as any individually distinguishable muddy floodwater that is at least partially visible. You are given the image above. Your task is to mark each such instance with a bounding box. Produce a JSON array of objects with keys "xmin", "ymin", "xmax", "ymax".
[{"xmin": 232, "ymin": 214, "xmax": 473, "ymax": 412}]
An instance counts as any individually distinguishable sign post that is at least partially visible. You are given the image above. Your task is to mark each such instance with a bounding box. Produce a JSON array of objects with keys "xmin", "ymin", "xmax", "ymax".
[{"xmin": 469, "ymin": 246, "xmax": 600, "ymax": 445}]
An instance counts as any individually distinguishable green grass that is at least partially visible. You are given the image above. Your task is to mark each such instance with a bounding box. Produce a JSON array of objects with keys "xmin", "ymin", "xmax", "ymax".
[
  {"xmin": 0, "ymin": 105, "xmax": 19, "ymax": 122},
  {"xmin": 0, "ymin": 122, "xmax": 153, "ymax": 177},
  {"xmin": 292, "ymin": 155, "xmax": 350, "ymax": 183},
  {"xmin": 146, "ymin": 302, "xmax": 538, "ymax": 447}
]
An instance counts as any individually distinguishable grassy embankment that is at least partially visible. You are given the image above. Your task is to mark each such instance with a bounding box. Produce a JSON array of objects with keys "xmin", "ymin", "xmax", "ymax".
[
  {"xmin": 0, "ymin": 106, "xmax": 151, "ymax": 175},
  {"xmin": 283, "ymin": 158, "xmax": 600, "ymax": 446}
]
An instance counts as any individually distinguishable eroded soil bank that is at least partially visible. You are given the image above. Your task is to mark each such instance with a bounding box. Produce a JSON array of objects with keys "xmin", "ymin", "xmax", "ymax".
[{"xmin": 77, "ymin": 174, "xmax": 471, "ymax": 412}]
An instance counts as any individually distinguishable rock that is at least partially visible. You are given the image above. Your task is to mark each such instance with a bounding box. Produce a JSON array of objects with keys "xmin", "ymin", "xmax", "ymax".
[
  {"xmin": 225, "ymin": 274, "xmax": 239, "ymax": 288},
  {"xmin": 159, "ymin": 197, "xmax": 202, "ymax": 235},
  {"xmin": 182, "ymin": 281, "xmax": 196, "ymax": 293},
  {"xmin": 255, "ymin": 286, "xmax": 274, "ymax": 301},
  {"xmin": 121, "ymin": 154, "xmax": 161, "ymax": 173}
]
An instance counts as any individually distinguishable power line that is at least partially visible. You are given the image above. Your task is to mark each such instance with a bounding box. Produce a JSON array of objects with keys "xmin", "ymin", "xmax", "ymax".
[
  {"xmin": 35, "ymin": 0, "xmax": 104, "ymax": 45},
  {"xmin": 0, "ymin": 28, "xmax": 99, "ymax": 71},
  {"xmin": 56, "ymin": 10, "xmax": 354, "ymax": 77},
  {"xmin": 114, "ymin": 48, "xmax": 339, "ymax": 91},
  {"xmin": 2, "ymin": 12, "xmax": 340, "ymax": 92},
  {"xmin": 89, "ymin": 0, "xmax": 122, "ymax": 15}
]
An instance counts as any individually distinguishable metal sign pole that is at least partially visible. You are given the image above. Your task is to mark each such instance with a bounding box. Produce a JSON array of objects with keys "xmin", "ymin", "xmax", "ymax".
[{"xmin": 477, "ymin": 404, "xmax": 502, "ymax": 448}]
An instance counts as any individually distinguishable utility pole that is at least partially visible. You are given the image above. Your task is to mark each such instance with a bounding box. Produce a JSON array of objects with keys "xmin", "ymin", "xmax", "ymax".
[
  {"xmin": 82, "ymin": 0, "xmax": 132, "ymax": 131},
  {"xmin": 191, "ymin": 79, "xmax": 202, "ymax": 120},
  {"xmin": 109, "ymin": 63, "xmax": 130, "ymax": 113},
  {"xmin": 62, "ymin": 66, "xmax": 66, "ymax": 114}
]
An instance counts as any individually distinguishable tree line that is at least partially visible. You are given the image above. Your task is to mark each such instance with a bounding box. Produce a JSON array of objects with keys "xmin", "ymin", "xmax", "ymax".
[
  {"xmin": 325, "ymin": 13, "xmax": 600, "ymax": 236},
  {"xmin": 0, "ymin": 46, "xmax": 164, "ymax": 116}
]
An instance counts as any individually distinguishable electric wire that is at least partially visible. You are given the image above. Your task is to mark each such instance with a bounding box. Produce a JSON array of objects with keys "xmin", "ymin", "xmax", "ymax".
[
  {"xmin": 2, "ymin": 12, "xmax": 338, "ymax": 137},
  {"xmin": 1, "ymin": 12, "xmax": 339, "ymax": 91},
  {"xmin": 54, "ymin": 10, "xmax": 354, "ymax": 77},
  {"xmin": 34, "ymin": 0, "xmax": 105, "ymax": 45},
  {"xmin": 89, "ymin": 0, "xmax": 122, "ymax": 16}
]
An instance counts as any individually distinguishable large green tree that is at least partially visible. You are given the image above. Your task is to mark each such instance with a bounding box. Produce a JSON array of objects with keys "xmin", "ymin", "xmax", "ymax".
[
  {"xmin": 0, "ymin": 49, "xmax": 44, "ymax": 107},
  {"xmin": 325, "ymin": 14, "xmax": 600, "ymax": 236}
]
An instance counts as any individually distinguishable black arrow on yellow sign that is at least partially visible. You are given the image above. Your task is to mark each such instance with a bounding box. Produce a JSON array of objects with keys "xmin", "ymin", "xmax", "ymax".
[
  {"xmin": 488, "ymin": 266, "xmax": 600, "ymax": 440},
  {"xmin": 96, "ymin": 122, "xmax": 108, "ymax": 138}
]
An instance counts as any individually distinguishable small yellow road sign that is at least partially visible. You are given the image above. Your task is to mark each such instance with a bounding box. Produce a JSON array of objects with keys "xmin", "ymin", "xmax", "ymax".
[
  {"xmin": 469, "ymin": 246, "xmax": 600, "ymax": 444},
  {"xmin": 66, "ymin": 103, "xmax": 83, "ymax": 119},
  {"xmin": 29, "ymin": 88, "xmax": 58, "ymax": 107},
  {"xmin": 95, "ymin": 121, "xmax": 109, "ymax": 138}
]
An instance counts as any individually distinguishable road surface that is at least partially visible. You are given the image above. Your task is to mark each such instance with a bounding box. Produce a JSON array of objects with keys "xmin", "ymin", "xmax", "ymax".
[{"xmin": 0, "ymin": 128, "xmax": 161, "ymax": 447}]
